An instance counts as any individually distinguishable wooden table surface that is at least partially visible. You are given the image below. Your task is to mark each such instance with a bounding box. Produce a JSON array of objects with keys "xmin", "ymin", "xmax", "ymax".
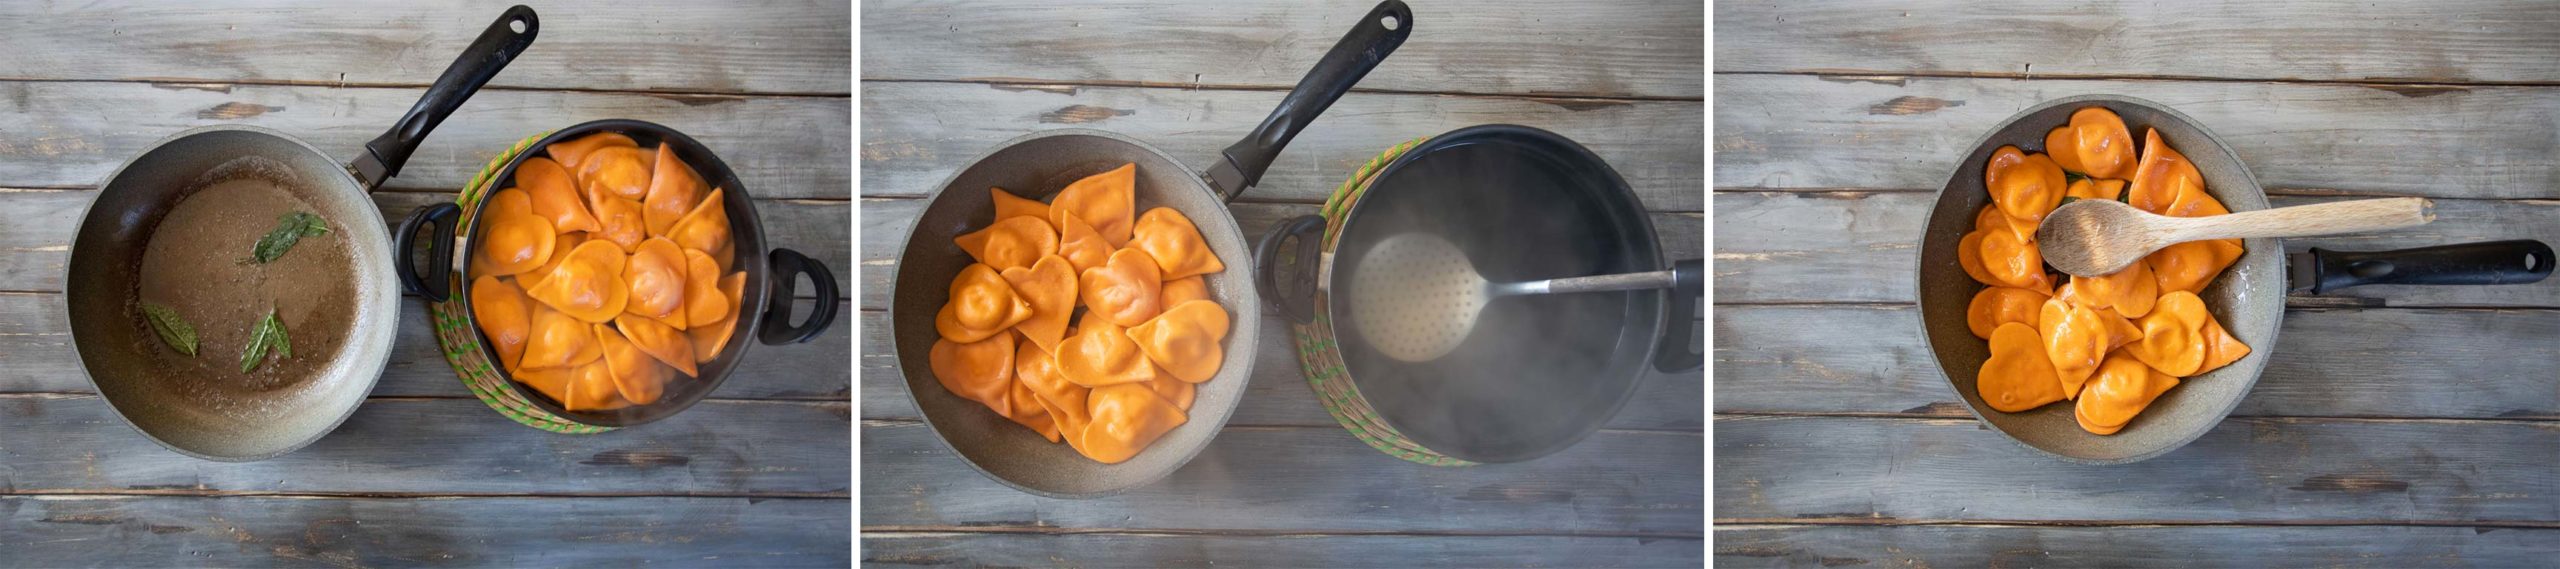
[
  {"xmin": 0, "ymin": 2, "xmax": 850, "ymax": 566},
  {"xmin": 858, "ymin": 1, "xmax": 1703, "ymax": 566},
  {"xmin": 1715, "ymin": 2, "xmax": 2560, "ymax": 566}
]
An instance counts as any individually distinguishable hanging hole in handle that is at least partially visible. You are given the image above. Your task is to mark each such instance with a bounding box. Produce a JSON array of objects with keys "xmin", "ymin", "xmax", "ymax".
[
  {"xmin": 509, "ymin": 18, "xmax": 526, "ymax": 33},
  {"xmin": 1380, "ymin": 15, "xmax": 1400, "ymax": 30},
  {"xmin": 2526, "ymin": 253, "xmax": 2540, "ymax": 272}
]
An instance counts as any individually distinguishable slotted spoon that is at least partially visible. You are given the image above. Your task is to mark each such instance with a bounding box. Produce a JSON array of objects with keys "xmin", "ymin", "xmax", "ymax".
[{"xmin": 1348, "ymin": 232, "xmax": 1691, "ymax": 362}]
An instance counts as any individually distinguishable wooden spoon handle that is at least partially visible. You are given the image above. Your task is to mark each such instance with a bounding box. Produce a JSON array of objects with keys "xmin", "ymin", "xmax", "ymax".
[{"xmin": 2168, "ymin": 197, "xmax": 2435, "ymax": 241}]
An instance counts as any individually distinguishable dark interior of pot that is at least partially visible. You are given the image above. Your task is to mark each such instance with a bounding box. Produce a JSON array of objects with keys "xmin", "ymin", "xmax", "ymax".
[{"xmin": 1327, "ymin": 126, "xmax": 1663, "ymax": 464}]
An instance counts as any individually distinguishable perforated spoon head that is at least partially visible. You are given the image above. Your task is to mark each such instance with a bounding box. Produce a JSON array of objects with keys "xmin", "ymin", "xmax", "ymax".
[{"xmin": 1348, "ymin": 233, "xmax": 1488, "ymax": 362}]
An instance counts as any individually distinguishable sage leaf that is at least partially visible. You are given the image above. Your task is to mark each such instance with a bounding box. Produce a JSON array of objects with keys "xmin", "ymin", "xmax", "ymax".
[
  {"xmin": 240, "ymin": 309, "xmax": 291, "ymax": 373},
  {"xmin": 248, "ymin": 211, "xmax": 331, "ymax": 264},
  {"xmin": 139, "ymin": 302, "xmax": 197, "ymax": 357}
]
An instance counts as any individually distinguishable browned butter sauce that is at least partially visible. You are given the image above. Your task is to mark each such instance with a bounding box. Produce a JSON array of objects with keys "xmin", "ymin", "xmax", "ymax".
[{"xmin": 132, "ymin": 157, "xmax": 357, "ymax": 417}]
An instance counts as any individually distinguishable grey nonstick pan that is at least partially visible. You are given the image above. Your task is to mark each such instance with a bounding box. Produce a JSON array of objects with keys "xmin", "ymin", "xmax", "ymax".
[
  {"xmin": 1917, "ymin": 94, "xmax": 2553, "ymax": 464},
  {"xmin": 64, "ymin": 7, "xmax": 536, "ymax": 461},
  {"xmin": 890, "ymin": 1, "xmax": 1411, "ymax": 497}
]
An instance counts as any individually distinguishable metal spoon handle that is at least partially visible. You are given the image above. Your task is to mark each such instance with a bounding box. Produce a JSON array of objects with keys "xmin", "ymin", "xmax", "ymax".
[
  {"xmin": 2165, "ymin": 197, "xmax": 2434, "ymax": 242},
  {"xmin": 1514, "ymin": 270, "xmax": 1680, "ymax": 295}
]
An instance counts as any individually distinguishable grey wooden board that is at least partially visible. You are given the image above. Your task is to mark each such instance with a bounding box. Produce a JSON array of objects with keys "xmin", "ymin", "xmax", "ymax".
[
  {"xmin": 1714, "ymin": 524, "xmax": 2559, "ymax": 568},
  {"xmin": 861, "ymin": 420, "xmax": 1701, "ymax": 534},
  {"xmin": 860, "ymin": 81, "xmax": 1706, "ymax": 211},
  {"xmin": 862, "ymin": 197, "xmax": 1703, "ymax": 310},
  {"xmin": 0, "ymin": 1, "xmax": 852, "ymax": 95},
  {"xmin": 1716, "ymin": 0, "xmax": 2560, "ymax": 84},
  {"xmin": 1716, "ymin": 414, "xmax": 2560, "ymax": 523},
  {"xmin": 860, "ymin": 0, "xmax": 1705, "ymax": 99},
  {"xmin": 0, "ymin": 80, "xmax": 850, "ymax": 197},
  {"xmin": 1716, "ymin": 305, "xmax": 2560, "ymax": 420},
  {"xmin": 3, "ymin": 495, "xmax": 850, "ymax": 568},
  {"xmin": 1714, "ymin": 191, "xmax": 2560, "ymax": 306},
  {"xmin": 0, "ymin": 397, "xmax": 847, "ymax": 495},
  {"xmin": 863, "ymin": 310, "xmax": 1704, "ymax": 430},
  {"xmin": 864, "ymin": 532, "xmax": 1701, "ymax": 568},
  {"xmin": 1713, "ymin": 74, "xmax": 2560, "ymax": 199}
]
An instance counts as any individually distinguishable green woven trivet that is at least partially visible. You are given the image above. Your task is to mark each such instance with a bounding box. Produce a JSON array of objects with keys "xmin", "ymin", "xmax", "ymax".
[
  {"xmin": 427, "ymin": 131, "xmax": 613, "ymax": 434},
  {"xmin": 1290, "ymin": 137, "xmax": 1472, "ymax": 467}
]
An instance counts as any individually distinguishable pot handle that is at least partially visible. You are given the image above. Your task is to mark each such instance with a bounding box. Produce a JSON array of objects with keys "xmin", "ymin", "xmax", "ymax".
[
  {"xmin": 396, "ymin": 203, "xmax": 462, "ymax": 302},
  {"xmin": 757, "ymin": 248, "xmax": 841, "ymax": 345},
  {"xmin": 1653, "ymin": 259, "xmax": 1704, "ymax": 373},
  {"xmin": 2296, "ymin": 240, "xmax": 2554, "ymax": 294},
  {"xmin": 1256, "ymin": 215, "xmax": 1327, "ymax": 323},
  {"xmin": 1205, "ymin": 0, "xmax": 1411, "ymax": 202},
  {"xmin": 352, "ymin": 5, "xmax": 538, "ymax": 190}
]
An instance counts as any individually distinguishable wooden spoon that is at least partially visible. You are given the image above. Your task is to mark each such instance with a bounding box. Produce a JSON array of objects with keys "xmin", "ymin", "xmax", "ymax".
[{"xmin": 2038, "ymin": 197, "xmax": 2434, "ymax": 277}]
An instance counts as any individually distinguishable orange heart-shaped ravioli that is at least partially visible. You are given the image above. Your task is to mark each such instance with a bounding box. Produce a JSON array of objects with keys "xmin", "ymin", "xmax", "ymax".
[
  {"xmin": 1054, "ymin": 211, "xmax": 1114, "ymax": 274},
  {"xmin": 477, "ymin": 189, "xmax": 557, "ymax": 277},
  {"xmin": 1129, "ymin": 207, "xmax": 1225, "ymax": 280},
  {"xmin": 526, "ymin": 240, "xmax": 631, "ymax": 323},
  {"xmin": 563, "ymin": 360, "xmax": 629, "ymax": 411},
  {"xmin": 936, "ymin": 264, "xmax": 1035, "ymax": 343},
  {"xmin": 1078, "ymin": 383, "xmax": 1187, "ymax": 464},
  {"xmin": 546, "ymin": 132, "xmax": 636, "ymax": 170},
  {"xmin": 580, "ymin": 145, "xmax": 655, "ymax": 202},
  {"xmin": 682, "ymin": 250, "xmax": 727, "ymax": 328},
  {"xmin": 1055, "ymin": 313, "xmax": 1159, "ymax": 388},
  {"xmin": 2067, "ymin": 107, "xmax": 2136, "ymax": 179},
  {"xmin": 2040, "ymin": 297, "xmax": 2142, "ymax": 398},
  {"xmin": 1150, "ymin": 375, "xmax": 1196, "ymax": 413},
  {"xmin": 472, "ymin": 276, "xmax": 536, "ymax": 372},
  {"xmin": 2044, "ymin": 125, "xmax": 2087, "ymax": 174},
  {"xmin": 643, "ymin": 144, "xmax": 706, "ymax": 237},
  {"xmin": 991, "ymin": 187, "xmax": 1050, "ymax": 222},
  {"xmin": 594, "ymin": 324, "xmax": 669, "ymax": 405},
  {"xmin": 520, "ymin": 303, "xmax": 602, "ymax": 370},
  {"xmin": 668, "ymin": 188, "xmax": 733, "ymax": 256},
  {"xmin": 1966, "ymin": 286, "xmax": 2049, "ymax": 340},
  {"xmin": 1081, "ymin": 248, "xmax": 1164, "ymax": 327},
  {"xmin": 2146, "ymin": 238, "xmax": 2244, "ymax": 295},
  {"xmin": 1976, "ymin": 225, "xmax": 2053, "ymax": 293},
  {"xmin": 518, "ymin": 232, "xmax": 587, "ymax": 291},
  {"xmin": 1161, "ymin": 275, "xmax": 1209, "ymax": 306},
  {"xmin": 1127, "ymin": 299, "xmax": 1230, "ymax": 383},
  {"xmin": 514, "ymin": 365, "xmax": 573, "ymax": 406},
  {"xmin": 930, "ymin": 331, "xmax": 1016, "ymax": 416},
  {"xmin": 1050, "ymin": 163, "xmax": 1136, "ymax": 248},
  {"xmin": 1985, "ymin": 146, "xmax": 2065, "ymax": 226},
  {"xmin": 1958, "ymin": 230, "xmax": 2000, "ymax": 287},
  {"xmin": 2062, "ymin": 178, "xmax": 2126, "ymax": 202},
  {"xmin": 2123, "ymin": 290, "xmax": 2244, "ymax": 378},
  {"xmin": 954, "ymin": 215, "xmax": 1059, "ymax": 272},
  {"xmin": 998, "ymin": 255, "xmax": 1076, "ymax": 355},
  {"xmin": 1979, "ymin": 322, "xmax": 2066, "ymax": 413},
  {"xmin": 623, "ymin": 238, "xmax": 690, "ymax": 327},
  {"xmin": 517, "ymin": 157, "xmax": 599, "ymax": 234},
  {"xmin": 2196, "ymin": 310, "xmax": 2251, "ymax": 375},
  {"xmin": 2076, "ymin": 352, "xmax": 2180, "ymax": 435},
  {"xmin": 2074, "ymin": 260, "xmax": 2159, "ymax": 319},
  {"xmin": 617, "ymin": 314, "xmax": 701, "ymax": 378},
  {"xmin": 1015, "ymin": 339, "xmax": 1089, "ymax": 429},
  {"xmin": 691, "ymin": 272, "xmax": 747, "ymax": 363},
  {"xmin": 1001, "ymin": 381, "xmax": 1059, "ymax": 441},
  {"xmin": 589, "ymin": 195, "xmax": 647, "ymax": 251},
  {"xmin": 2126, "ymin": 128, "xmax": 2204, "ymax": 215}
]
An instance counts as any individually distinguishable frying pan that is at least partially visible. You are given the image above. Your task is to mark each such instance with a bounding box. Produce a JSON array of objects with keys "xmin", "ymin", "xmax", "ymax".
[
  {"xmin": 1256, "ymin": 125, "xmax": 1705, "ymax": 464},
  {"xmin": 392, "ymin": 119, "xmax": 841, "ymax": 428},
  {"xmin": 891, "ymin": 0, "xmax": 1412, "ymax": 497},
  {"xmin": 1918, "ymin": 94, "xmax": 2553, "ymax": 464},
  {"xmin": 65, "ymin": 7, "xmax": 537, "ymax": 460}
]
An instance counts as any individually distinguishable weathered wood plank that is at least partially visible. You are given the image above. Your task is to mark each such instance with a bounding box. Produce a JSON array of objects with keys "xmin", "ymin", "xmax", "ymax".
[
  {"xmin": 4, "ymin": 495, "xmax": 849, "ymax": 568},
  {"xmin": 861, "ymin": 0, "xmax": 1703, "ymax": 99},
  {"xmin": 0, "ymin": 189, "xmax": 847, "ymax": 293},
  {"xmin": 1714, "ymin": 191, "xmax": 2560, "ymax": 307},
  {"xmin": 860, "ymin": 311, "xmax": 1704, "ymax": 429},
  {"xmin": 863, "ymin": 532, "xmax": 1701, "ymax": 568},
  {"xmin": 0, "ymin": 398, "xmax": 848, "ymax": 495},
  {"xmin": 1716, "ymin": 305, "xmax": 2560, "ymax": 419},
  {"xmin": 1712, "ymin": 74, "xmax": 2560, "ymax": 198},
  {"xmin": 860, "ymin": 420, "xmax": 1702, "ymax": 534},
  {"xmin": 1714, "ymin": 415, "xmax": 2560, "ymax": 523},
  {"xmin": 0, "ymin": 1, "xmax": 851, "ymax": 95},
  {"xmin": 1714, "ymin": 524, "xmax": 2559, "ymax": 568},
  {"xmin": 859, "ymin": 81, "xmax": 1705, "ymax": 210},
  {"xmin": 864, "ymin": 197, "xmax": 1703, "ymax": 310},
  {"xmin": 1716, "ymin": 0, "xmax": 2560, "ymax": 84},
  {"xmin": 0, "ymin": 81, "xmax": 849, "ymax": 197}
]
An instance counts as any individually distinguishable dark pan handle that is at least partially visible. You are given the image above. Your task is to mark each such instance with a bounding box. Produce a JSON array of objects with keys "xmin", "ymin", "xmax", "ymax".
[
  {"xmin": 396, "ymin": 203, "xmax": 461, "ymax": 301},
  {"xmin": 1205, "ymin": 0, "xmax": 1411, "ymax": 202},
  {"xmin": 758, "ymin": 248, "xmax": 841, "ymax": 345},
  {"xmin": 2296, "ymin": 240, "xmax": 2554, "ymax": 294},
  {"xmin": 1257, "ymin": 215, "xmax": 1327, "ymax": 323},
  {"xmin": 1653, "ymin": 259, "xmax": 1704, "ymax": 373},
  {"xmin": 353, "ymin": 5, "xmax": 538, "ymax": 189}
]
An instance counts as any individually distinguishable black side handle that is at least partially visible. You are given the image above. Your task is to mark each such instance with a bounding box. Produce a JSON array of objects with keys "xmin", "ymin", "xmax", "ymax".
[
  {"xmin": 397, "ymin": 203, "xmax": 462, "ymax": 301},
  {"xmin": 1653, "ymin": 259, "xmax": 1704, "ymax": 373},
  {"xmin": 354, "ymin": 5, "xmax": 538, "ymax": 189},
  {"xmin": 758, "ymin": 248, "xmax": 841, "ymax": 345},
  {"xmin": 2300, "ymin": 240, "xmax": 2555, "ymax": 294},
  {"xmin": 1205, "ymin": 0, "xmax": 1411, "ymax": 202},
  {"xmin": 1256, "ymin": 215, "xmax": 1327, "ymax": 323}
]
